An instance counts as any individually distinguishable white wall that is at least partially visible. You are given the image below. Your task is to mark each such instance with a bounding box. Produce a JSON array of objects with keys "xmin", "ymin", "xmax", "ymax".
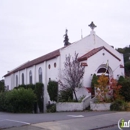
[
  {"xmin": 46, "ymin": 57, "xmax": 59, "ymax": 83},
  {"xmin": 4, "ymin": 75, "xmax": 11, "ymax": 90}
]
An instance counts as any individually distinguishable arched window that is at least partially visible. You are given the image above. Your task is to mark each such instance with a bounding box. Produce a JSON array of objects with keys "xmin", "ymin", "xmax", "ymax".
[
  {"xmin": 97, "ymin": 68, "xmax": 109, "ymax": 74},
  {"xmin": 96, "ymin": 63, "xmax": 113, "ymax": 76},
  {"xmin": 22, "ymin": 73, "xmax": 24, "ymax": 85},
  {"xmin": 29, "ymin": 70, "xmax": 33, "ymax": 84},
  {"xmin": 39, "ymin": 67, "xmax": 42, "ymax": 83},
  {"xmin": 97, "ymin": 67, "xmax": 109, "ymax": 76},
  {"xmin": 16, "ymin": 75, "xmax": 18, "ymax": 87}
]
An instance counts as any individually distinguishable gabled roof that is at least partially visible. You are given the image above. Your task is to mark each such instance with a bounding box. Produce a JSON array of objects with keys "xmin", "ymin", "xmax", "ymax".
[
  {"xmin": 4, "ymin": 49, "xmax": 60, "ymax": 77},
  {"xmin": 78, "ymin": 46, "xmax": 121, "ymax": 61}
]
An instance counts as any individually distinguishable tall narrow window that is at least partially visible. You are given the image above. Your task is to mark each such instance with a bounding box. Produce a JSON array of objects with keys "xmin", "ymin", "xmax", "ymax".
[
  {"xmin": 22, "ymin": 73, "xmax": 24, "ymax": 85},
  {"xmin": 39, "ymin": 67, "xmax": 42, "ymax": 83},
  {"xmin": 16, "ymin": 75, "xmax": 18, "ymax": 87},
  {"xmin": 29, "ymin": 70, "xmax": 33, "ymax": 84}
]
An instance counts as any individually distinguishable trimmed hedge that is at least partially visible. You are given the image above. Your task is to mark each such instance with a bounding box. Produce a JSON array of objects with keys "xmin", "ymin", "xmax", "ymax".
[
  {"xmin": 0, "ymin": 88, "xmax": 36, "ymax": 113},
  {"xmin": 47, "ymin": 81, "xmax": 58, "ymax": 102}
]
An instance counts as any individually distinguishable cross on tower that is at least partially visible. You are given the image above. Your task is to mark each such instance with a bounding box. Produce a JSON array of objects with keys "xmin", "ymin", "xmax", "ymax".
[{"xmin": 88, "ymin": 22, "xmax": 97, "ymax": 30}]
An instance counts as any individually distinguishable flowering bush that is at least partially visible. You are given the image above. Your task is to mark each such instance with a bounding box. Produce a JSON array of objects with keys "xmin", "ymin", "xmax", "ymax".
[
  {"xmin": 109, "ymin": 78, "xmax": 123, "ymax": 100},
  {"xmin": 95, "ymin": 74, "xmax": 123, "ymax": 102},
  {"xmin": 95, "ymin": 74, "xmax": 109, "ymax": 102}
]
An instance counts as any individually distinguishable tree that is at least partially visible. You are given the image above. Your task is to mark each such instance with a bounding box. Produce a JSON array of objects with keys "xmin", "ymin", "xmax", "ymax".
[
  {"xmin": 59, "ymin": 52, "xmax": 85, "ymax": 102},
  {"xmin": 63, "ymin": 29, "xmax": 70, "ymax": 46},
  {"xmin": 125, "ymin": 62, "xmax": 130, "ymax": 77},
  {"xmin": 119, "ymin": 78, "xmax": 130, "ymax": 101},
  {"xmin": 0, "ymin": 80, "xmax": 5, "ymax": 92},
  {"xmin": 116, "ymin": 46, "xmax": 130, "ymax": 77}
]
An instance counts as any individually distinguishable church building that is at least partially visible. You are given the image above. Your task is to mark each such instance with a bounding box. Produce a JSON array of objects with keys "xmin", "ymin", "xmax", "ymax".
[{"xmin": 4, "ymin": 22, "xmax": 124, "ymax": 111}]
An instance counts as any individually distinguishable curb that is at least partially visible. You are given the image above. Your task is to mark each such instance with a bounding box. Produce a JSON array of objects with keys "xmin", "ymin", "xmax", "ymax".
[{"xmin": 89, "ymin": 124, "xmax": 117, "ymax": 130}]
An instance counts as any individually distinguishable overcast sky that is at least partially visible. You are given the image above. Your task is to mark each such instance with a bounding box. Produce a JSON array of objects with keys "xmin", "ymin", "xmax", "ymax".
[{"xmin": 0, "ymin": 0, "xmax": 130, "ymax": 79}]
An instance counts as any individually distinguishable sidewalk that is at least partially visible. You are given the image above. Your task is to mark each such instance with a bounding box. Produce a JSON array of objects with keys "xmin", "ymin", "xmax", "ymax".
[{"xmin": 3, "ymin": 112, "xmax": 130, "ymax": 130}]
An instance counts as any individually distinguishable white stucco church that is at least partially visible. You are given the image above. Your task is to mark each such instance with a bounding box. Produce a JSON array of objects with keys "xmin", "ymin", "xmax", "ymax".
[{"xmin": 4, "ymin": 22, "xmax": 124, "ymax": 111}]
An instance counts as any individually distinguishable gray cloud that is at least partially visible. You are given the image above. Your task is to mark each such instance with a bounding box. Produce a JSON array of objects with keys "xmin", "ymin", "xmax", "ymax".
[{"xmin": 0, "ymin": 0, "xmax": 130, "ymax": 78}]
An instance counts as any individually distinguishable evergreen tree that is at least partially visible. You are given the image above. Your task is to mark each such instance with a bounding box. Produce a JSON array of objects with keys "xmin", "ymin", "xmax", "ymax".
[
  {"xmin": 63, "ymin": 29, "xmax": 70, "ymax": 46},
  {"xmin": 117, "ymin": 46, "xmax": 130, "ymax": 76},
  {"xmin": 0, "ymin": 80, "xmax": 5, "ymax": 92}
]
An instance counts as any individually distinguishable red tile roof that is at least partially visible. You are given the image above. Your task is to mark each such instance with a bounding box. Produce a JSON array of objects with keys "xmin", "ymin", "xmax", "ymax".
[
  {"xmin": 4, "ymin": 46, "xmax": 121, "ymax": 77},
  {"xmin": 78, "ymin": 46, "xmax": 121, "ymax": 61},
  {"xmin": 4, "ymin": 49, "xmax": 60, "ymax": 77},
  {"xmin": 120, "ymin": 64, "xmax": 124, "ymax": 68}
]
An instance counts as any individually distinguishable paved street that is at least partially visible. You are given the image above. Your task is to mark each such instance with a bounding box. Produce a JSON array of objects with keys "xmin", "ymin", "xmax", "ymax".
[
  {"xmin": 0, "ymin": 111, "xmax": 130, "ymax": 130},
  {"xmin": 0, "ymin": 111, "xmax": 114, "ymax": 129}
]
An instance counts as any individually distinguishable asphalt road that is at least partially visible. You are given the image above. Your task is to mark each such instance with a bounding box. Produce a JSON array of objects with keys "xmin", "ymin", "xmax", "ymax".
[{"xmin": 0, "ymin": 111, "xmax": 115, "ymax": 129}]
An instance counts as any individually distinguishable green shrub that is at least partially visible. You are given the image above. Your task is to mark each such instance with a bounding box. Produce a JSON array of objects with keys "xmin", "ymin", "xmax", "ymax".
[
  {"xmin": 15, "ymin": 84, "xmax": 26, "ymax": 89},
  {"xmin": 125, "ymin": 61, "xmax": 130, "ymax": 77},
  {"xmin": 126, "ymin": 102, "xmax": 130, "ymax": 111},
  {"xmin": 26, "ymin": 84, "xmax": 35, "ymax": 90},
  {"xmin": 35, "ymin": 83, "xmax": 44, "ymax": 112},
  {"xmin": 47, "ymin": 81, "xmax": 58, "ymax": 102},
  {"xmin": 46, "ymin": 103, "xmax": 56, "ymax": 113},
  {"xmin": 15, "ymin": 84, "xmax": 35, "ymax": 90},
  {"xmin": 110, "ymin": 99, "xmax": 127, "ymax": 111},
  {"xmin": 91, "ymin": 74, "xmax": 98, "ymax": 96},
  {"xmin": 58, "ymin": 88, "xmax": 73, "ymax": 102},
  {"xmin": 14, "ymin": 83, "xmax": 44, "ymax": 113},
  {"xmin": 0, "ymin": 88, "xmax": 36, "ymax": 113},
  {"xmin": 0, "ymin": 92, "xmax": 6, "ymax": 111},
  {"xmin": 118, "ymin": 76, "xmax": 125, "ymax": 85},
  {"xmin": 120, "ymin": 78, "xmax": 130, "ymax": 101}
]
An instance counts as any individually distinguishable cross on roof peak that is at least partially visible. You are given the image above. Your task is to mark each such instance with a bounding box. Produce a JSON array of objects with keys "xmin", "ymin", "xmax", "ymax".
[{"xmin": 88, "ymin": 21, "xmax": 97, "ymax": 30}]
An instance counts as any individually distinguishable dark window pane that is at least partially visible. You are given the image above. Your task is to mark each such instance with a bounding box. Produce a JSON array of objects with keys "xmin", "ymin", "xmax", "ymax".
[
  {"xmin": 29, "ymin": 71, "xmax": 33, "ymax": 84},
  {"xmin": 39, "ymin": 67, "xmax": 42, "ymax": 83},
  {"xmin": 22, "ymin": 73, "xmax": 24, "ymax": 85},
  {"xmin": 16, "ymin": 75, "xmax": 18, "ymax": 87}
]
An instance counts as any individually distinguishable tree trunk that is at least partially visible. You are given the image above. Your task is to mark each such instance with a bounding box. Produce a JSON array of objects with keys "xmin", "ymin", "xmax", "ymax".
[{"xmin": 73, "ymin": 90, "xmax": 78, "ymax": 102}]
